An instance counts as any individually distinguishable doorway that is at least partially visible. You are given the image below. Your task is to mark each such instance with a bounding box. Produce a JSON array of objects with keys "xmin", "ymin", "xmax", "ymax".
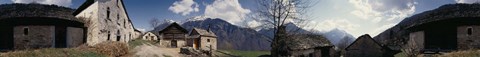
[{"xmin": 171, "ymin": 40, "xmax": 177, "ymax": 48}]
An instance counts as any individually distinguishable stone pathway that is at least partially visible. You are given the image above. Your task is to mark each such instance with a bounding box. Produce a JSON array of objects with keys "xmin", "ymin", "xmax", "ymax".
[{"xmin": 133, "ymin": 44, "xmax": 182, "ymax": 57}]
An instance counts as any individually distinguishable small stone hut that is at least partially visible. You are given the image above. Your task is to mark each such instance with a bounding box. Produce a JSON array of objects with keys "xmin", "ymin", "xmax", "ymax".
[
  {"xmin": 345, "ymin": 34, "xmax": 400, "ymax": 57},
  {"xmin": 275, "ymin": 34, "xmax": 335, "ymax": 57},
  {"xmin": 157, "ymin": 22, "xmax": 189, "ymax": 48},
  {"xmin": 142, "ymin": 32, "xmax": 158, "ymax": 41},
  {"xmin": 188, "ymin": 28, "xmax": 217, "ymax": 51},
  {"xmin": 0, "ymin": 4, "xmax": 86, "ymax": 51}
]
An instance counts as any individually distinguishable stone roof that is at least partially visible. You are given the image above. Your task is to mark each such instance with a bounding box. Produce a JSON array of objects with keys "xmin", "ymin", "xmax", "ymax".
[
  {"xmin": 283, "ymin": 34, "xmax": 333, "ymax": 50},
  {"xmin": 373, "ymin": 4, "xmax": 480, "ymax": 50},
  {"xmin": 0, "ymin": 3, "xmax": 80, "ymax": 22},
  {"xmin": 399, "ymin": 3, "xmax": 480, "ymax": 29},
  {"xmin": 346, "ymin": 34, "xmax": 383, "ymax": 50},
  {"xmin": 192, "ymin": 28, "xmax": 217, "ymax": 38},
  {"xmin": 158, "ymin": 22, "xmax": 189, "ymax": 33}
]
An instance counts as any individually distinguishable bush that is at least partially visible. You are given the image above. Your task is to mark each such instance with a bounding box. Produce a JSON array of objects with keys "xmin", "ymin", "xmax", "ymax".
[{"xmin": 91, "ymin": 41, "xmax": 129, "ymax": 57}]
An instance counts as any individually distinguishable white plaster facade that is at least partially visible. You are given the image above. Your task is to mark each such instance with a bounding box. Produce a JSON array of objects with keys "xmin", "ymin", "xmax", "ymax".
[
  {"xmin": 142, "ymin": 32, "xmax": 158, "ymax": 40},
  {"xmin": 74, "ymin": 0, "xmax": 136, "ymax": 46}
]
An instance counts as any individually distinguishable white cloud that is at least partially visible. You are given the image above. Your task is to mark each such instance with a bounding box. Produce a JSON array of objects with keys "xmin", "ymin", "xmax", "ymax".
[
  {"xmin": 247, "ymin": 20, "xmax": 262, "ymax": 30},
  {"xmin": 12, "ymin": 0, "xmax": 72, "ymax": 7},
  {"xmin": 349, "ymin": 0, "xmax": 416, "ymax": 23},
  {"xmin": 315, "ymin": 19, "xmax": 360, "ymax": 34},
  {"xmin": 204, "ymin": 0, "xmax": 251, "ymax": 25},
  {"xmin": 456, "ymin": 0, "xmax": 480, "ymax": 3},
  {"xmin": 136, "ymin": 28, "xmax": 146, "ymax": 33},
  {"xmin": 343, "ymin": 0, "xmax": 416, "ymax": 37},
  {"xmin": 169, "ymin": 0, "xmax": 199, "ymax": 16}
]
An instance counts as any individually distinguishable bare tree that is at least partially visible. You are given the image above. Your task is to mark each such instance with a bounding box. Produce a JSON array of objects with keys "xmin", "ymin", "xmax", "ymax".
[
  {"xmin": 252, "ymin": 0, "xmax": 317, "ymax": 56},
  {"xmin": 149, "ymin": 18, "xmax": 161, "ymax": 29},
  {"xmin": 337, "ymin": 36, "xmax": 353, "ymax": 56},
  {"xmin": 337, "ymin": 37, "xmax": 353, "ymax": 50}
]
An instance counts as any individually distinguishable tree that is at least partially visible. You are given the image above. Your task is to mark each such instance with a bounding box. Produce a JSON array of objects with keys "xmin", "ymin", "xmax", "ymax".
[
  {"xmin": 252, "ymin": 0, "xmax": 317, "ymax": 56},
  {"xmin": 337, "ymin": 36, "xmax": 353, "ymax": 56},
  {"xmin": 149, "ymin": 18, "xmax": 161, "ymax": 29},
  {"xmin": 337, "ymin": 36, "xmax": 353, "ymax": 50}
]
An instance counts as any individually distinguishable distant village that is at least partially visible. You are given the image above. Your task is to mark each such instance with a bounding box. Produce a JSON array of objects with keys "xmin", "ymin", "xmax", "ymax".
[{"xmin": 1, "ymin": 0, "xmax": 480, "ymax": 57}]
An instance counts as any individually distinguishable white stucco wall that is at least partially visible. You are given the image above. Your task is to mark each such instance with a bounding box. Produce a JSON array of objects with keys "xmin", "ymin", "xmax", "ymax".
[{"xmin": 75, "ymin": 0, "xmax": 136, "ymax": 46}]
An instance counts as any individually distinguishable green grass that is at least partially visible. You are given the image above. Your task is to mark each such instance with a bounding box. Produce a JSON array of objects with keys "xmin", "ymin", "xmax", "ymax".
[
  {"xmin": 1, "ymin": 48, "xmax": 105, "ymax": 57},
  {"xmin": 217, "ymin": 50, "xmax": 270, "ymax": 57},
  {"xmin": 394, "ymin": 52, "xmax": 408, "ymax": 57},
  {"xmin": 434, "ymin": 50, "xmax": 480, "ymax": 57},
  {"xmin": 128, "ymin": 39, "xmax": 157, "ymax": 48}
]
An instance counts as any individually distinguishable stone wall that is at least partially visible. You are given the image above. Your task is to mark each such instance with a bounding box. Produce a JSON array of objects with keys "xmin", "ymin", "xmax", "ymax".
[
  {"xmin": 407, "ymin": 31, "xmax": 424, "ymax": 52},
  {"xmin": 200, "ymin": 37, "xmax": 217, "ymax": 50},
  {"xmin": 457, "ymin": 25, "xmax": 480, "ymax": 50},
  {"xmin": 67, "ymin": 27, "xmax": 85, "ymax": 47},
  {"xmin": 75, "ymin": 0, "xmax": 136, "ymax": 46},
  {"xmin": 142, "ymin": 32, "xmax": 158, "ymax": 40},
  {"xmin": 159, "ymin": 40, "xmax": 186, "ymax": 48},
  {"xmin": 13, "ymin": 26, "xmax": 54, "ymax": 50}
]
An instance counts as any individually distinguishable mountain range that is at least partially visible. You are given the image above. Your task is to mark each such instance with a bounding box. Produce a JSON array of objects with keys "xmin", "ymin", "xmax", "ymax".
[{"xmin": 152, "ymin": 18, "xmax": 356, "ymax": 50}]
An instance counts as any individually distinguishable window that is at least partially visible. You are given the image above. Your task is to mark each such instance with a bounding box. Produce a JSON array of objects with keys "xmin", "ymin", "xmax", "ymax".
[
  {"xmin": 117, "ymin": 14, "xmax": 119, "ymax": 21},
  {"xmin": 116, "ymin": 0, "xmax": 120, "ymax": 7},
  {"xmin": 151, "ymin": 36, "xmax": 154, "ymax": 40},
  {"xmin": 468, "ymin": 27, "xmax": 473, "ymax": 36},
  {"xmin": 117, "ymin": 30, "xmax": 121, "ymax": 41},
  {"xmin": 23, "ymin": 27, "xmax": 29, "ymax": 35},
  {"xmin": 107, "ymin": 31, "xmax": 111, "ymax": 40},
  {"xmin": 124, "ymin": 19, "xmax": 127, "ymax": 28},
  {"xmin": 207, "ymin": 39, "xmax": 210, "ymax": 42},
  {"xmin": 107, "ymin": 7, "xmax": 110, "ymax": 20}
]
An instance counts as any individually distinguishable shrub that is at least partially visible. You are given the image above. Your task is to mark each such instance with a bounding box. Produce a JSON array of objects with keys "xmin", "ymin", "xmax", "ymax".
[{"xmin": 91, "ymin": 41, "xmax": 129, "ymax": 57}]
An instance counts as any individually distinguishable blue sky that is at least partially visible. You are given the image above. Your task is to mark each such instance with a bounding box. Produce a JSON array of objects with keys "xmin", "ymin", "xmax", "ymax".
[{"xmin": 1, "ymin": 0, "xmax": 478, "ymax": 37}]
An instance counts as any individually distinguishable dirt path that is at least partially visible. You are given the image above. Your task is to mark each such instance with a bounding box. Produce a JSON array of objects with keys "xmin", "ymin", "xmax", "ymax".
[{"xmin": 133, "ymin": 44, "xmax": 182, "ymax": 57}]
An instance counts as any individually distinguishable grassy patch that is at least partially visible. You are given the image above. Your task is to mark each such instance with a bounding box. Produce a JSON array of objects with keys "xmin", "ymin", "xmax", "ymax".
[
  {"xmin": 394, "ymin": 52, "xmax": 408, "ymax": 57},
  {"xmin": 433, "ymin": 50, "xmax": 480, "ymax": 57},
  {"xmin": 1, "ymin": 48, "xmax": 105, "ymax": 57},
  {"xmin": 1, "ymin": 41, "xmax": 130, "ymax": 57},
  {"xmin": 217, "ymin": 50, "xmax": 270, "ymax": 57},
  {"xmin": 128, "ymin": 39, "xmax": 157, "ymax": 48}
]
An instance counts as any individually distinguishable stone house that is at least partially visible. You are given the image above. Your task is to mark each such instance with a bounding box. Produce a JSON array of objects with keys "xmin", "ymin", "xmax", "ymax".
[
  {"xmin": 274, "ymin": 34, "xmax": 335, "ymax": 57},
  {"xmin": 188, "ymin": 28, "xmax": 217, "ymax": 51},
  {"xmin": 403, "ymin": 4, "xmax": 480, "ymax": 53},
  {"xmin": 133, "ymin": 29, "xmax": 143, "ymax": 39},
  {"xmin": 157, "ymin": 22, "xmax": 189, "ymax": 48},
  {"xmin": 73, "ymin": 0, "xmax": 137, "ymax": 46},
  {"xmin": 142, "ymin": 32, "xmax": 158, "ymax": 41},
  {"xmin": 345, "ymin": 34, "xmax": 400, "ymax": 57},
  {"xmin": 0, "ymin": 4, "xmax": 86, "ymax": 51}
]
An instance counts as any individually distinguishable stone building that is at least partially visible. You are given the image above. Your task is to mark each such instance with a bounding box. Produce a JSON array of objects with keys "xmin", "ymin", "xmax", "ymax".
[
  {"xmin": 403, "ymin": 4, "xmax": 480, "ymax": 53},
  {"xmin": 157, "ymin": 22, "xmax": 189, "ymax": 48},
  {"xmin": 274, "ymin": 34, "xmax": 335, "ymax": 57},
  {"xmin": 188, "ymin": 28, "xmax": 217, "ymax": 51},
  {"xmin": 73, "ymin": 0, "xmax": 137, "ymax": 46},
  {"xmin": 0, "ymin": 4, "xmax": 86, "ymax": 51},
  {"xmin": 133, "ymin": 29, "xmax": 143, "ymax": 39},
  {"xmin": 345, "ymin": 34, "xmax": 400, "ymax": 57},
  {"xmin": 142, "ymin": 32, "xmax": 158, "ymax": 41},
  {"xmin": 370, "ymin": 4, "xmax": 480, "ymax": 55}
]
